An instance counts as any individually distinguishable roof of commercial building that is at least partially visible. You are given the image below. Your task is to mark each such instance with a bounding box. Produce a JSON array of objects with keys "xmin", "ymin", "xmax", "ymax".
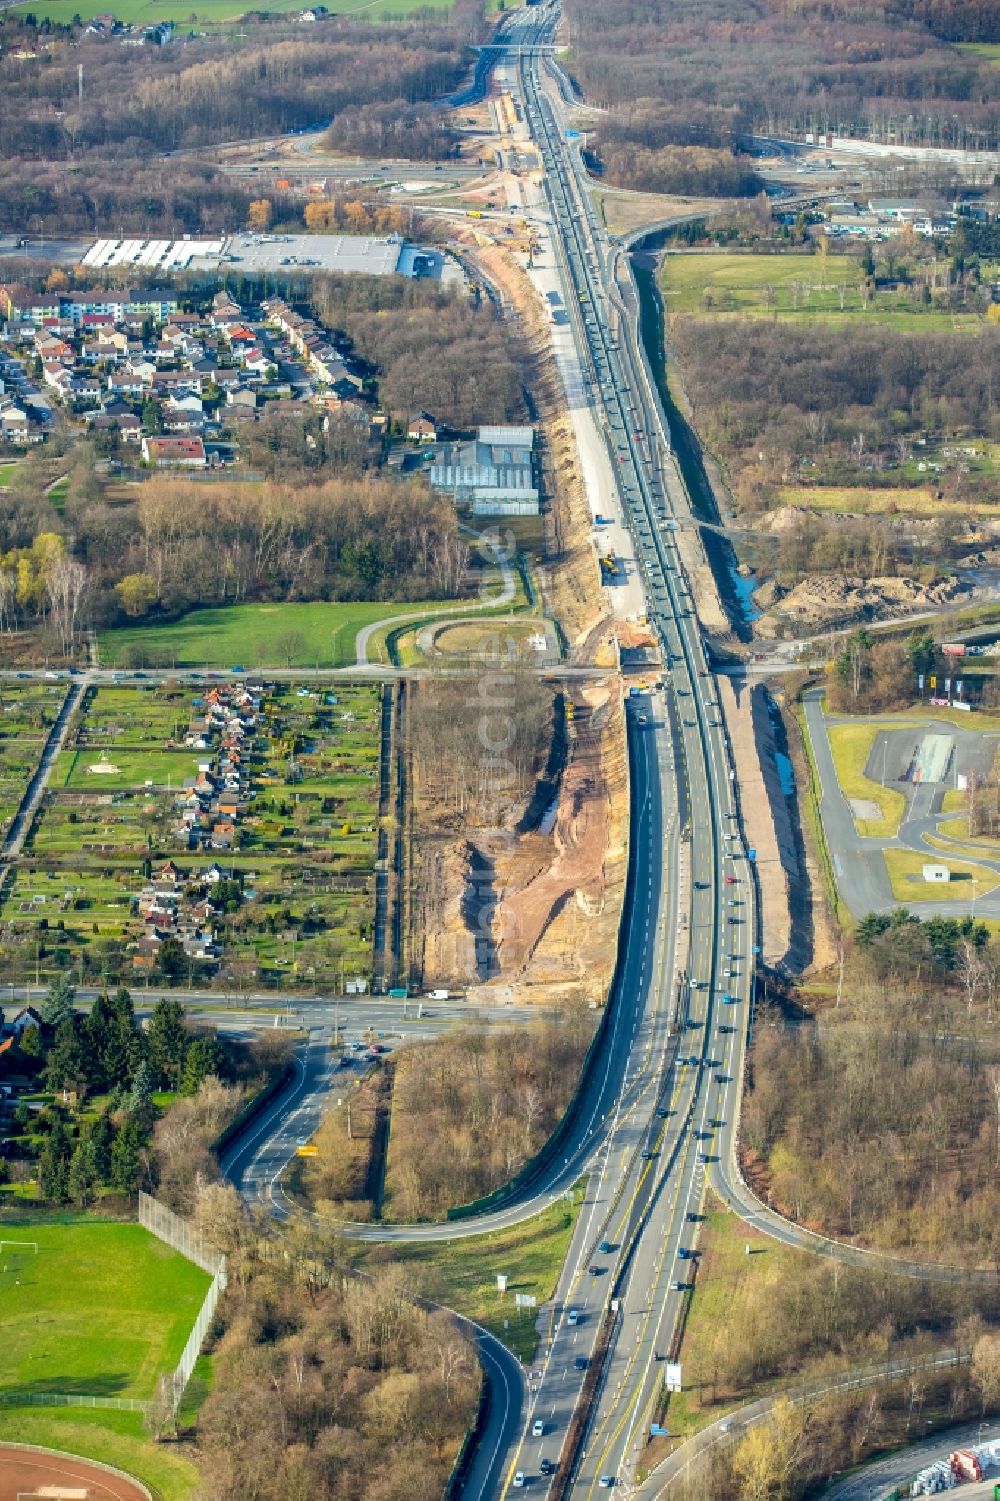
[{"xmin": 478, "ymin": 425, "xmax": 534, "ymax": 448}]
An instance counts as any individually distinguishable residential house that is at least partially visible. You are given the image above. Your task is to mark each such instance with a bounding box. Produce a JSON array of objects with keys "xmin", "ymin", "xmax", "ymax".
[
  {"xmin": 141, "ymin": 435, "xmax": 206, "ymax": 468},
  {"xmin": 407, "ymin": 411, "xmax": 437, "ymax": 442}
]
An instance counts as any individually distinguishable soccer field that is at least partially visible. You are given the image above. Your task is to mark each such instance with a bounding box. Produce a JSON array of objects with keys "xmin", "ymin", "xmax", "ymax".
[{"xmin": 0, "ymin": 1219, "xmax": 211, "ymax": 1401}]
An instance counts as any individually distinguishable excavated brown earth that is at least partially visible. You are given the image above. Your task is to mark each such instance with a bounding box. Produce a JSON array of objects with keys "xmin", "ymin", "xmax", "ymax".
[{"xmin": 415, "ymin": 681, "xmax": 628, "ymax": 1007}]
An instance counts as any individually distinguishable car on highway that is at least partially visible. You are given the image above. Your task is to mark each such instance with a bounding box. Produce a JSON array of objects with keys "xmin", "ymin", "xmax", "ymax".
[
  {"xmin": 566, "ymin": 1308, "xmax": 580, "ymax": 1326},
  {"xmin": 539, "ymin": 1458, "xmax": 555, "ymax": 1476},
  {"xmin": 513, "ymin": 1472, "xmax": 526, "ymax": 1489},
  {"xmin": 588, "ymin": 1263, "xmax": 604, "ymax": 1276},
  {"xmin": 598, "ymin": 1478, "xmax": 616, "ymax": 1490},
  {"xmin": 532, "ymin": 1418, "xmax": 545, "ymax": 1437},
  {"xmin": 598, "ymin": 1239, "xmax": 615, "ymax": 1253},
  {"xmin": 574, "ymin": 1355, "xmax": 588, "ymax": 1371},
  {"xmin": 671, "ymin": 1279, "xmax": 688, "ymax": 1292}
]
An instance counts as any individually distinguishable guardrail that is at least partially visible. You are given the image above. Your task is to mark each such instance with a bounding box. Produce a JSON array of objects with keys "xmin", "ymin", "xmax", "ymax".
[{"xmin": 213, "ymin": 1061, "xmax": 296, "ymax": 1160}]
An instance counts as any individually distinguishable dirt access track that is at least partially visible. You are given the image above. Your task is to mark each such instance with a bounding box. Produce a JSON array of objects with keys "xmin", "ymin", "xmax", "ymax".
[{"xmin": 0, "ymin": 1445, "xmax": 150, "ymax": 1501}]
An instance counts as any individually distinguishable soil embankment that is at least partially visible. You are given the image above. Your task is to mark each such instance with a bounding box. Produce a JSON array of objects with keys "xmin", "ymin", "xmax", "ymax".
[
  {"xmin": 414, "ymin": 679, "xmax": 629, "ymax": 1007},
  {"xmin": 720, "ymin": 676, "xmax": 836, "ymax": 973}
]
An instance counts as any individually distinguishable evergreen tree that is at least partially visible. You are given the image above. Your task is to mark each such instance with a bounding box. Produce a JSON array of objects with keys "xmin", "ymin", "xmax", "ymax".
[
  {"xmin": 40, "ymin": 973, "xmax": 76, "ymax": 1030},
  {"xmin": 44, "ymin": 1016, "xmax": 88, "ymax": 1093},
  {"xmin": 84, "ymin": 991, "xmax": 112, "ymax": 1089},
  {"xmin": 146, "ymin": 999, "xmax": 188, "ymax": 1090},
  {"xmin": 105, "ymin": 987, "xmax": 142, "ymax": 1088},
  {"xmin": 67, "ymin": 1138, "xmax": 98, "ymax": 1205},
  {"xmin": 180, "ymin": 1036, "xmax": 223, "ymax": 1097},
  {"xmin": 87, "ymin": 1114, "xmax": 114, "ymax": 1182},
  {"xmin": 38, "ymin": 1116, "xmax": 72, "ymax": 1202},
  {"xmin": 110, "ymin": 1119, "xmax": 143, "ymax": 1194},
  {"xmin": 17, "ymin": 1023, "xmax": 43, "ymax": 1065},
  {"xmin": 127, "ymin": 1060, "xmax": 155, "ymax": 1119}
]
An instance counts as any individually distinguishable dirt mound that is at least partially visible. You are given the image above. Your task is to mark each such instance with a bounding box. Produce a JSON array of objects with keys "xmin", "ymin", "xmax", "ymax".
[{"xmin": 756, "ymin": 572, "xmax": 970, "ymax": 637}]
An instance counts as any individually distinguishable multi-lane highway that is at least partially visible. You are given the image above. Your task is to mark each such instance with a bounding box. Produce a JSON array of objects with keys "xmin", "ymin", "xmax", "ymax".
[{"xmin": 505, "ymin": 9, "xmax": 759, "ymax": 1494}]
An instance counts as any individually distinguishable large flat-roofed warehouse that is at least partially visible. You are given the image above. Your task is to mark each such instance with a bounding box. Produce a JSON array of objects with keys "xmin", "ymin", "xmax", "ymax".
[{"xmin": 429, "ymin": 425, "xmax": 539, "ymax": 516}]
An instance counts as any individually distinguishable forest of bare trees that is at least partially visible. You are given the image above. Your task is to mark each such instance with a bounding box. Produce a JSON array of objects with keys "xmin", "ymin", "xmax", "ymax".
[
  {"xmin": 742, "ymin": 915, "xmax": 1000, "ymax": 1263},
  {"xmin": 181, "ymin": 1186, "xmax": 480, "ymax": 1501},
  {"xmin": 0, "ymin": 468, "xmax": 474, "ymax": 634},
  {"xmin": 383, "ymin": 1017, "xmax": 596, "ymax": 1218},
  {"xmin": 667, "ymin": 312, "xmax": 1000, "ymax": 585},
  {"xmin": 563, "ymin": 0, "xmax": 1000, "ymax": 194},
  {"xmin": 0, "ymin": 2, "xmax": 484, "ymax": 232},
  {"xmin": 309, "ymin": 274, "xmax": 526, "ymax": 433}
]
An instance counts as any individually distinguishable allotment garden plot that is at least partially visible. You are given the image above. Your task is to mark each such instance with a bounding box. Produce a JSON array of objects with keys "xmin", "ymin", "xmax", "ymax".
[
  {"xmin": 0, "ymin": 683, "xmax": 66, "ymax": 838},
  {"xmin": 0, "ymin": 681, "xmax": 381, "ymax": 989}
]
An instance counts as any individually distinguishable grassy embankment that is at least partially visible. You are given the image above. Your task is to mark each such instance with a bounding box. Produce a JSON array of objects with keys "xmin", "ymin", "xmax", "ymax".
[
  {"xmin": 100, "ymin": 555, "xmax": 531, "ymax": 670},
  {"xmin": 882, "ymin": 847, "xmax": 1000, "ymax": 903},
  {"xmin": 361, "ymin": 1186, "xmax": 584, "ymax": 1362}
]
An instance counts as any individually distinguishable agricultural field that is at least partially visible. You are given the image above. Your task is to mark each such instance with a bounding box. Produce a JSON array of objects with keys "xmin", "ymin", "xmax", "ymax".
[
  {"xmin": 0, "ymin": 1217, "xmax": 210, "ymax": 1400},
  {"xmin": 0, "ymin": 680, "xmax": 382, "ymax": 990},
  {"xmin": 6, "ymin": 0, "xmax": 450, "ymax": 24},
  {"xmin": 0, "ymin": 683, "xmax": 67, "ymax": 838},
  {"xmin": 661, "ymin": 251, "xmax": 987, "ymax": 329}
]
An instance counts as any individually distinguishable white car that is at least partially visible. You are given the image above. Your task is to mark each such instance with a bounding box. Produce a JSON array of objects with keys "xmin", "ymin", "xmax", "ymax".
[
  {"xmin": 513, "ymin": 1472, "xmax": 525, "ymax": 1489},
  {"xmin": 566, "ymin": 1308, "xmax": 580, "ymax": 1326},
  {"xmin": 532, "ymin": 1418, "xmax": 544, "ymax": 1437},
  {"xmin": 599, "ymin": 1477, "xmax": 616, "ymax": 1489}
]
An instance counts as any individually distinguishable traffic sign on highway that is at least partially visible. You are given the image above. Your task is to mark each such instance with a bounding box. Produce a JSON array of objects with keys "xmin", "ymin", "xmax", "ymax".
[
  {"xmin": 566, "ymin": 129, "xmax": 582, "ymax": 140},
  {"xmin": 296, "ymin": 1144, "xmax": 319, "ymax": 1157},
  {"xmin": 663, "ymin": 1362, "xmax": 682, "ymax": 1392}
]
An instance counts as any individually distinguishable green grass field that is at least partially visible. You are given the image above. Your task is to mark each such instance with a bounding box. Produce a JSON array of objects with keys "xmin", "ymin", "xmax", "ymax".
[
  {"xmin": 661, "ymin": 251, "xmax": 986, "ymax": 330},
  {"xmin": 0, "ymin": 1218, "xmax": 210, "ymax": 1400},
  {"xmin": 956, "ymin": 41, "xmax": 1000, "ymax": 64},
  {"xmin": 0, "ymin": 1407, "xmax": 200, "ymax": 1501},
  {"xmin": 7, "ymin": 0, "xmax": 450, "ymax": 24},
  {"xmin": 882, "ymin": 847, "xmax": 1000, "ymax": 903},
  {"xmin": 0, "ymin": 463, "xmax": 20, "ymax": 486},
  {"xmin": 365, "ymin": 1188, "xmax": 583, "ymax": 1361},
  {"xmin": 99, "ymin": 599, "xmax": 453, "ymax": 669},
  {"xmin": 825, "ymin": 722, "xmax": 907, "ymax": 837}
]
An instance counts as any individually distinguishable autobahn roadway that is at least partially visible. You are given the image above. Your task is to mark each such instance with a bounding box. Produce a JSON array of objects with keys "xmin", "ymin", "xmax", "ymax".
[
  {"xmin": 507, "ymin": 10, "xmax": 760, "ymax": 1495},
  {"xmin": 213, "ymin": 10, "xmax": 993, "ymax": 1499}
]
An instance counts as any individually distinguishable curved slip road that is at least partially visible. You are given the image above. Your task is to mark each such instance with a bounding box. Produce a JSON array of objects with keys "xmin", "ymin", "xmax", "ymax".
[{"xmin": 353, "ymin": 528, "xmax": 518, "ymax": 668}]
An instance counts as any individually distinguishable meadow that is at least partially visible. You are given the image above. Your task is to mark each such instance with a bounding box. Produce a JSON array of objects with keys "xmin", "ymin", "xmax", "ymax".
[
  {"xmin": 661, "ymin": 250, "xmax": 988, "ymax": 330},
  {"xmin": 6, "ymin": 0, "xmax": 451, "ymax": 25},
  {"xmin": 0, "ymin": 1216, "xmax": 210, "ymax": 1400},
  {"xmin": 100, "ymin": 601, "xmax": 405, "ymax": 670}
]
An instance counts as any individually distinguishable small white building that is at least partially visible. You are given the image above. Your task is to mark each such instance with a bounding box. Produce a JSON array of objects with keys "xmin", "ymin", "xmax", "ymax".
[{"xmin": 922, "ymin": 863, "xmax": 950, "ymax": 884}]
